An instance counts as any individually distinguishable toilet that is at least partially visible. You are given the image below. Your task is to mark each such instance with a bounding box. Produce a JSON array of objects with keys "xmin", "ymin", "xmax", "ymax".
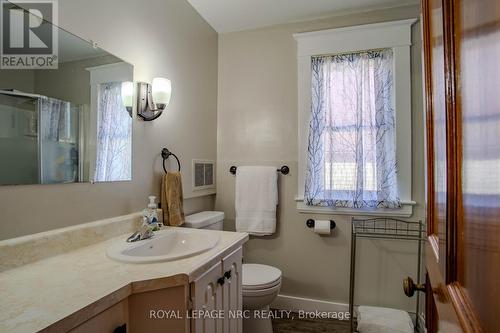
[
  {"xmin": 241, "ymin": 263, "xmax": 282, "ymax": 333},
  {"xmin": 184, "ymin": 211, "xmax": 282, "ymax": 333}
]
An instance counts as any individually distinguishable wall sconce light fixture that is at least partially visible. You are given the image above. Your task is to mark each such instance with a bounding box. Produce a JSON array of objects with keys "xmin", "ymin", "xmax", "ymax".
[
  {"xmin": 121, "ymin": 81, "xmax": 134, "ymax": 117},
  {"xmin": 137, "ymin": 77, "xmax": 172, "ymax": 121}
]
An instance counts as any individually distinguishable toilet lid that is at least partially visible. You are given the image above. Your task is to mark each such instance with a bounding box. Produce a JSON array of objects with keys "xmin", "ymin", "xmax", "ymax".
[
  {"xmin": 242, "ymin": 264, "xmax": 282, "ymax": 289},
  {"xmin": 184, "ymin": 211, "xmax": 224, "ymax": 228}
]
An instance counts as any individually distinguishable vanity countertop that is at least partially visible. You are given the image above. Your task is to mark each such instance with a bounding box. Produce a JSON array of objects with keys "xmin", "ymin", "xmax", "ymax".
[{"xmin": 0, "ymin": 226, "xmax": 248, "ymax": 333}]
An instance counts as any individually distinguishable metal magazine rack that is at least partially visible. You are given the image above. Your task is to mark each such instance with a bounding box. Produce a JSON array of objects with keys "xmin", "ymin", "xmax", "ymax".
[{"xmin": 349, "ymin": 218, "xmax": 425, "ymax": 332}]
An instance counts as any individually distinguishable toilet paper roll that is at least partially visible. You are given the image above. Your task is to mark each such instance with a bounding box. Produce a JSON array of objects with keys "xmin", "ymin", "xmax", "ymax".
[{"xmin": 314, "ymin": 220, "xmax": 331, "ymax": 235}]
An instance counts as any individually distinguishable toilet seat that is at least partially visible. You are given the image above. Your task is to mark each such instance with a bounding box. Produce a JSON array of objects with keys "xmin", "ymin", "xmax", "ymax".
[
  {"xmin": 243, "ymin": 278, "xmax": 281, "ymax": 291},
  {"xmin": 242, "ymin": 283, "xmax": 281, "ymax": 297},
  {"xmin": 242, "ymin": 264, "xmax": 282, "ymax": 291}
]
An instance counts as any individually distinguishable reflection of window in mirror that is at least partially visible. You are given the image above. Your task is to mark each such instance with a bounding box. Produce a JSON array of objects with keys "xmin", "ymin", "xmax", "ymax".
[
  {"xmin": 0, "ymin": 19, "xmax": 134, "ymax": 186},
  {"xmin": 87, "ymin": 62, "xmax": 133, "ymax": 182}
]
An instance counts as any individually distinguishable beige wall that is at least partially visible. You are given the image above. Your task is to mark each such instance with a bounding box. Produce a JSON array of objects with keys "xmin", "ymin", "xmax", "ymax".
[
  {"xmin": 0, "ymin": 0, "xmax": 217, "ymax": 240},
  {"xmin": 216, "ymin": 5, "xmax": 424, "ymax": 311},
  {"xmin": 34, "ymin": 54, "xmax": 121, "ymax": 106},
  {"xmin": 0, "ymin": 70, "xmax": 35, "ymax": 93}
]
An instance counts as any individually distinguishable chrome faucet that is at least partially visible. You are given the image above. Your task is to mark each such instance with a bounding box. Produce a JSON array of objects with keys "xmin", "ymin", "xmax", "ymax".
[{"xmin": 127, "ymin": 220, "xmax": 155, "ymax": 242}]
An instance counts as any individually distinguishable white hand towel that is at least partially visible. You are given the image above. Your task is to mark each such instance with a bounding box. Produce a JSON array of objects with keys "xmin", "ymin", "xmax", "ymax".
[
  {"xmin": 235, "ymin": 166, "xmax": 278, "ymax": 235},
  {"xmin": 356, "ymin": 306, "xmax": 414, "ymax": 333}
]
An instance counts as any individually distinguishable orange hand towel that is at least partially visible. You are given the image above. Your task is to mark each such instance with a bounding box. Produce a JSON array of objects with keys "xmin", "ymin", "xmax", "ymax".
[{"xmin": 161, "ymin": 172, "xmax": 185, "ymax": 226}]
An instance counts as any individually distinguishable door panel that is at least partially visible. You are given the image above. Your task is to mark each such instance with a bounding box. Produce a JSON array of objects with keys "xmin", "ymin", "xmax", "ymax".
[
  {"xmin": 425, "ymin": 242, "xmax": 462, "ymax": 332},
  {"xmin": 455, "ymin": 0, "xmax": 500, "ymax": 331},
  {"xmin": 422, "ymin": 0, "xmax": 500, "ymax": 331},
  {"xmin": 422, "ymin": 0, "xmax": 467, "ymax": 328},
  {"xmin": 424, "ymin": 0, "xmax": 450, "ymax": 278}
]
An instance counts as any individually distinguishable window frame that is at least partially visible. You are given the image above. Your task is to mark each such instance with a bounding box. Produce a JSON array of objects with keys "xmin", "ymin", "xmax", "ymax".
[
  {"xmin": 294, "ymin": 19, "xmax": 417, "ymax": 217},
  {"xmin": 86, "ymin": 62, "xmax": 134, "ymax": 183}
]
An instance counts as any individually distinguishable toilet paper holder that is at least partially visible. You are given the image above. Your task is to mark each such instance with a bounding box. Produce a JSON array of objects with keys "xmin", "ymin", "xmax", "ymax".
[{"xmin": 306, "ymin": 219, "xmax": 336, "ymax": 230}]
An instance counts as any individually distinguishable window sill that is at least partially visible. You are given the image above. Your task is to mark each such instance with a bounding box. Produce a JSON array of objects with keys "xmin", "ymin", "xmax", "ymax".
[
  {"xmin": 295, "ymin": 197, "xmax": 415, "ymax": 218},
  {"xmin": 184, "ymin": 189, "xmax": 216, "ymax": 200}
]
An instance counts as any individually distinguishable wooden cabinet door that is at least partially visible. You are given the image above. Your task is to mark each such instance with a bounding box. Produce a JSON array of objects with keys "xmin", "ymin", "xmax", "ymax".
[
  {"xmin": 191, "ymin": 261, "xmax": 224, "ymax": 333},
  {"xmin": 222, "ymin": 247, "xmax": 243, "ymax": 333},
  {"xmin": 422, "ymin": 0, "xmax": 500, "ymax": 331}
]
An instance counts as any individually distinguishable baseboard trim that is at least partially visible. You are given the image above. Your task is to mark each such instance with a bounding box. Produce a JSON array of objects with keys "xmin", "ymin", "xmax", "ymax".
[{"xmin": 271, "ymin": 294, "xmax": 349, "ymax": 313}]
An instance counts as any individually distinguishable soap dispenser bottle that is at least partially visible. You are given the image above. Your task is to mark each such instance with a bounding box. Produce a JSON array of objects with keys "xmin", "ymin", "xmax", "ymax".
[{"xmin": 144, "ymin": 196, "xmax": 160, "ymax": 231}]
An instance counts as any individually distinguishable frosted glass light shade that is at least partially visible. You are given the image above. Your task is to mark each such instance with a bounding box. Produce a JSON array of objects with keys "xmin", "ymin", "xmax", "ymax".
[
  {"xmin": 121, "ymin": 81, "xmax": 134, "ymax": 108},
  {"xmin": 152, "ymin": 77, "xmax": 171, "ymax": 107}
]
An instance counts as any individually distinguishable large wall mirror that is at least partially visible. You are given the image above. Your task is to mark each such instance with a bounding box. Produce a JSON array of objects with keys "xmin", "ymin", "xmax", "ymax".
[{"xmin": 0, "ymin": 3, "xmax": 133, "ymax": 185}]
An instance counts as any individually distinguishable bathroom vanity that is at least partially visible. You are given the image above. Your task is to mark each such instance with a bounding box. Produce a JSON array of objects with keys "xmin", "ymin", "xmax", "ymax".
[{"xmin": 0, "ymin": 214, "xmax": 248, "ymax": 333}]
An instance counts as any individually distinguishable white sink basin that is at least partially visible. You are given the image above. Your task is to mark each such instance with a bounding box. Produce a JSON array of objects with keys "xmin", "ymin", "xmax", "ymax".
[{"xmin": 106, "ymin": 228, "xmax": 220, "ymax": 263}]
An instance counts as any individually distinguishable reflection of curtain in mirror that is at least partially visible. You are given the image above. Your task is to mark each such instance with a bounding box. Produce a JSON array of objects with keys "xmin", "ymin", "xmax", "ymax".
[
  {"xmin": 40, "ymin": 97, "xmax": 79, "ymax": 184},
  {"xmin": 94, "ymin": 82, "xmax": 132, "ymax": 182},
  {"xmin": 40, "ymin": 98, "xmax": 71, "ymax": 141}
]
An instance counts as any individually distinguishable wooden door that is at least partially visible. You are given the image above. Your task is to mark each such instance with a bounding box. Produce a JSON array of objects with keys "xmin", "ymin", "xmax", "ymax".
[
  {"xmin": 454, "ymin": 0, "xmax": 500, "ymax": 330},
  {"xmin": 421, "ymin": 0, "xmax": 500, "ymax": 332},
  {"xmin": 222, "ymin": 247, "xmax": 243, "ymax": 333},
  {"xmin": 191, "ymin": 261, "xmax": 224, "ymax": 333},
  {"xmin": 422, "ymin": 0, "xmax": 462, "ymax": 330}
]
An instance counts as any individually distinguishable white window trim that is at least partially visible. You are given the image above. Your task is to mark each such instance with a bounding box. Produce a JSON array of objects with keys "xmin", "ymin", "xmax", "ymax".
[
  {"xmin": 294, "ymin": 19, "xmax": 417, "ymax": 218},
  {"xmin": 86, "ymin": 62, "xmax": 134, "ymax": 183}
]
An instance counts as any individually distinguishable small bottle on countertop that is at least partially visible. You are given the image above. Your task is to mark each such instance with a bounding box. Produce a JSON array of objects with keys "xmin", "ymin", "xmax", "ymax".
[
  {"xmin": 156, "ymin": 206, "xmax": 163, "ymax": 226},
  {"xmin": 143, "ymin": 196, "xmax": 160, "ymax": 231}
]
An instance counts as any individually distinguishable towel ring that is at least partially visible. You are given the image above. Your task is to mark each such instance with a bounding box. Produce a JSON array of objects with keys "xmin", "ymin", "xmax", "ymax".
[{"xmin": 161, "ymin": 148, "xmax": 181, "ymax": 173}]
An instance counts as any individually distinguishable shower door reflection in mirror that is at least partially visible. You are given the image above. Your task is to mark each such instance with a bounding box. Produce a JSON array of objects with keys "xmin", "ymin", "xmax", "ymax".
[{"xmin": 0, "ymin": 7, "xmax": 133, "ymax": 185}]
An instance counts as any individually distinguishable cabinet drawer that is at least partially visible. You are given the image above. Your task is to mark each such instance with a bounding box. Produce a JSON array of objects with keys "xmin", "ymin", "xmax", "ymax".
[{"xmin": 69, "ymin": 299, "xmax": 128, "ymax": 333}]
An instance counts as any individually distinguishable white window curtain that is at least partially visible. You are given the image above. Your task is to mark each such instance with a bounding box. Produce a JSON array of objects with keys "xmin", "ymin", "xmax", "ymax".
[
  {"xmin": 304, "ymin": 49, "xmax": 401, "ymax": 208},
  {"xmin": 94, "ymin": 82, "xmax": 132, "ymax": 182},
  {"xmin": 39, "ymin": 97, "xmax": 79, "ymax": 184},
  {"xmin": 40, "ymin": 97, "xmax": 71, "ymax": 141}
]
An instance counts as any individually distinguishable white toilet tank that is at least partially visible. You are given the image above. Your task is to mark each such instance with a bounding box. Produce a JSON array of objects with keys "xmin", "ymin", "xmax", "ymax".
[{"xmin": 183, "ymin": 211, "xmax": 224, "ymax": 230}]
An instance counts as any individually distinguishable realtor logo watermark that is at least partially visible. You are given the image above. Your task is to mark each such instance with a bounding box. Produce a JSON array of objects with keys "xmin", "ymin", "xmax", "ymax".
[{"xmin": 0, "ymin": 0, "xmax": 58, "ymax": 69}]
